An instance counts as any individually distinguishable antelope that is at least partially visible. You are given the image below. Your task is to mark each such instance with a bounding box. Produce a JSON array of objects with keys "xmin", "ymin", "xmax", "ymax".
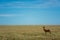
[{"xmin": 43, "ymin": 26, "xmax": 51, "ymax": 34}]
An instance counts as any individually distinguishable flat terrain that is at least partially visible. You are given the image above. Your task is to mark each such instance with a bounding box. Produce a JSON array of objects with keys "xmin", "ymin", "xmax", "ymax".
[{"xmin": 0, "ymin": 25, "xmax": 60, "ymax": 40}]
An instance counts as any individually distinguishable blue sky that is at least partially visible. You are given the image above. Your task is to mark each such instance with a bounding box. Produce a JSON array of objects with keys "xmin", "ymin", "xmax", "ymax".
[{"xmin": 0, "ymin": 0, "xmax": 60, "ymax": 25}]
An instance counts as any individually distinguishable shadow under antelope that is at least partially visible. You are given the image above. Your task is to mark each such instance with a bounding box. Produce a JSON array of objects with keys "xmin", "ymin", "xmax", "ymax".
[{"xmin": 43, "ymin": 26, "xmax": 51, "ymax": 34}]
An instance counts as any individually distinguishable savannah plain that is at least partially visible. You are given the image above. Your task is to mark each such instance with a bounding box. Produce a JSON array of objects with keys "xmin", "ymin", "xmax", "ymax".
[{"xmin": 0, "ymin": 25, "xmax": 60, "ymax": 40}]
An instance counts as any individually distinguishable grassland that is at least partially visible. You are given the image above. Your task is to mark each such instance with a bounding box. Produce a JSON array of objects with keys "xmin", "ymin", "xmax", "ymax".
[{"xmin": 0, "ymin": 25, "xmax": 60, "ymax": 40}]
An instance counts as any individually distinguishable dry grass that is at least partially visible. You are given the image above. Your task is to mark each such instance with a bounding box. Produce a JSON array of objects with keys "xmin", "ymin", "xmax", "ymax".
[{"xmin": 0, "ymin": 25, "xmax": 60, "ymax": 40}]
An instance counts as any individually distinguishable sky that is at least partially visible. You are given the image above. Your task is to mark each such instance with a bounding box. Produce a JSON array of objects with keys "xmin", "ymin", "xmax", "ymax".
[{"xmin": 0, "ymin": 0, "xmax": 60, "ymax": 25}]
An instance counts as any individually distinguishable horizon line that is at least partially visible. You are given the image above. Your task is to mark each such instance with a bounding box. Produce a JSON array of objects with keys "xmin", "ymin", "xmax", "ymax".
[{"xmin": 0, "ymin": 24, "xmax": 60, "ymax": 26}]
